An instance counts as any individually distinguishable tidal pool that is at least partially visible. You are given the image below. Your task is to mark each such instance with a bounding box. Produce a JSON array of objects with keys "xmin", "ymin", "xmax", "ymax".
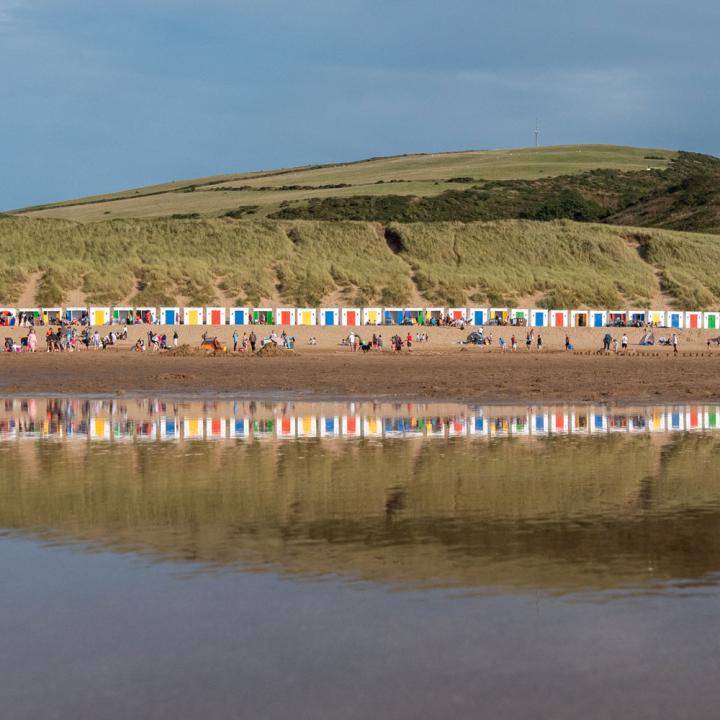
[{"xmin": 1, "ymin": 397, "xmax": 720, "ymax": 719}]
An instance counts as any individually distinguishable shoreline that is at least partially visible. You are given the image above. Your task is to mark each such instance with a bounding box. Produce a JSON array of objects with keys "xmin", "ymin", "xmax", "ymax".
[{"xmin": 2, "ymin": 345, "xmax": 720, "ymax": 403}]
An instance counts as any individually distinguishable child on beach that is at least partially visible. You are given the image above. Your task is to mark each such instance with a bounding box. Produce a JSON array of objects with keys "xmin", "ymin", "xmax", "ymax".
[{"xmin": 536, "ymin": 335, "xmax": 542, "ymax": 351}]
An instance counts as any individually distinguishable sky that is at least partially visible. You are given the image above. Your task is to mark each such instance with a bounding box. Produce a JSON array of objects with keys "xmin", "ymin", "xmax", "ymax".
[{"xmin": 1, "ymin": 0, "xmax": 719, "ymax": 210}]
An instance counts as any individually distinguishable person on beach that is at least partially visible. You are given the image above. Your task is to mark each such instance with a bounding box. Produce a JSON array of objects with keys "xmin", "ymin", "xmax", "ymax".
[
  {"xmin": 613, "ymin": 338, "xmax": 619, "ymax": 353},
  {"xmin": 565, "ymin": 335, "xmax": 571, "ymax": 351},
  {"xmin": 511, "ymin": 334, "xmax": 517, "ymax": 351},
  {"xmin": 621, "ymin": 333, "xmax": 628, "ymax": 352},
  {"xmin": 536, "ymin": 334, "xmax": 542, "ymax": 351},
  {"xmin": 173, "ymin": 330, "xmax": 179, "ymax": 348},
  {"xmin": 499, "ymin": 337, "xmax": 507, "ymax": 352},
  {"xmin": 249, "ymin": 330, "xmax": 257, "ymax": 352},
  {"xmin": 603, "ymin": 332, "xmax": 612, "ymax": 351},
  {"xmin": 406, "ymin": 332, "xmax": 413, "ymax": 350},
  {"xmin": 672, "ymin": 333, "xmax": 678, "ymax": 355},
  {"xmin": 27, "ymin": 328, "xmax": 36, "ymax": 353},
  {"xmin": 525, "ymin": 330, "xmax": 532, "ymax": 350},
  {"xmin": 232, "ymin": 330, "xmax": 239, "ymax": 352}
]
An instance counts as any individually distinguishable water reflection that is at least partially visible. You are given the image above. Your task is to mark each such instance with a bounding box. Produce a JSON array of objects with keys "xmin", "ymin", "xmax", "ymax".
[
  {"xmin": 0, "ymin": 397, "xmax": 717, "ymax": 441},
  {"xmin": 1, "ymin": 397, "xmax": 719, "ymax": 596}
]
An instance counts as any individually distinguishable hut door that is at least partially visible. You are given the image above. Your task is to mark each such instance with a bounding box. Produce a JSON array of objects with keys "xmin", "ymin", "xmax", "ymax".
[
  {"xmin": 211, "ymin": 310, "xmax": 221, "ymax": 325},
  {"xmin": 347, "ymin": 311, "xmax": 358, "ymax": 325},
  {"xmin": 324, "ymin": 310, "xmax": 335, "ymax": 326},
  {"xmin": 709, "ymin": 315, "xmax": 717, "ymax": 330},
  {"xmin": 689, "ymin": 314, "xmax": 699, "ymax": 329}
]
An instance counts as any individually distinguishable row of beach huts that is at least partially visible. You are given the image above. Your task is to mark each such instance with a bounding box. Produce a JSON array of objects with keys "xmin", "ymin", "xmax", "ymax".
[
  {"xmin": 0, "ymin": 305, "xmax": 719, "ymax": 329},
  {"xmin": 1, "ymin": 405, "xmax": 718, "ymax": 441}
]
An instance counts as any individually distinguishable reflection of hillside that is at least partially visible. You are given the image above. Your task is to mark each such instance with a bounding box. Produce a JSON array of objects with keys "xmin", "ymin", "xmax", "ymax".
[{"xmin": 1, "ymin": 435, "xmax": 719, "ymax": 593}]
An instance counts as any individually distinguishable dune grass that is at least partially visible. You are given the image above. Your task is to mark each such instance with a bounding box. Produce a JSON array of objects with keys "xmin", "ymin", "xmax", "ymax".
[{"xmin": 1, "ymin": 214, "xmax": 719, "ymax": 309}]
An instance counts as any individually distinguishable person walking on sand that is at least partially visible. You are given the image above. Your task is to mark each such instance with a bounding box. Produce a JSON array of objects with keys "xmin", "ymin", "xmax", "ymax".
[
  {"xmin": 511, "ymin": 334, "xmax": 517, "ymax": 351},
  {"xmin": 603, "ymin": 332, "xmax": 612, "ymax": 352},
  {"xmin": 249, "ymin": 330, "xmax": 257, "ymax": 352},
  {"xmin": 672, "ymin": 333, "xmax": 678, "ymax": 355},
  {"xmin": 525, "ymin": 330, "xmax": 532, "ymax": 350},
  {"xmin": 613, "ymin": 338, "xmax": 619, "ymax": 353},
  {"xmin": 27, "ymin": 328, "xmax": 37, "ymax": 352},
  {"xmin": 536, "ymin": 334, "xmax": 542, "ymax": 351},
  {"xmin": 565, "ymin": 335, "xmax": 571, "ymax": 351},
  {"xmin": 232, "ymin": 330, "xmax": 239, "ymax": 352},
  {"xmin": 173, "ymin": 330, "xmax": 179, "ymax": 348},
  {"xmin": 621, "ymin": 333, "xmax": 628, "ymax": 352}
]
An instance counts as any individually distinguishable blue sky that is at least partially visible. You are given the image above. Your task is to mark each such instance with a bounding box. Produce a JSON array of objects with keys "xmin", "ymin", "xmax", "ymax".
[{"xmin": 1, "ymin": 0, "xmax": 718, "ymax": 210}]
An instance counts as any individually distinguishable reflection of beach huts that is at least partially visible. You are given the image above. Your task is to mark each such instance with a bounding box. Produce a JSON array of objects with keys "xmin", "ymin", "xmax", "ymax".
[
  {"xmin": 160, "ymin": 307, "xmax": 180, "ymax": 325},
  {"xmin": 686, "ymin": 406, "xmax": 702, "ymax": 432},
  {"xmin": 550, "ymin": 310, "xmax": 568, "ymax": 327},
  {"xmin": 277, "ymin": 416, "xmax": 296, "ymax": 439},
  {"xmin": 704, "ymin": 312, "xmax": 720, "ymax": 330},
  {"xmin": 159, "ymin": 417, "xmax": 180, "ymax": 440},
  {"xmin": 276, "ymin": 308, "xmax": 296, "ymax": 326},
  {"xmin": 205, "ymin": 417, "xmax": 227, "ymax": 440},
  {"xmin": 469, "ymin": 308, "xmax": 487, "ymax": 326},
  {"xmin": 531, "ymin": 309, "xmax": 549, "ymax": 328},
  {"xmin": 341, "ymin": 415, "xmax": 361, "ymax": 437},
  {"xmin": 666, "ymin": 408, "xmax": 684, "ymax": 432},
  {"xmin": 206, "ymin": 307, "xmax": 226, "ymax": 326},
  {"xmin": 362, "ymin": 416, "xmax": 383, "ymax": 438},
  {"xmin": 183, "ymin": 307, "xmax": 204, "ymax": 325},
  {"xmin": 252, "ymin": 308, "xmax": 274, "ymax": 325},
  {"xmin": 489, "ymin": 308, "xmax": 509, "ymax": 324},
  {"xmin": 296, "ymin": 415, "xmax": 317, "ymax": 438},
  {"xmin": 448, "ymin": 417, "xmax": 467, "ymax": 437},
  {"xmin": 570, "ymin": 411, "xmax": 590, "ymax": 433},
  {"xmin": 65, "ymin": 306, "xmax": 88, "ymax": 323},
  {"xmin": 296, "ymin": 308, "xmax": 317, "ymax": 326},
  {"xmin": 648, "ymin": 410, "xmax": 665, "ymax": 433},
  {"xmin": 570, "ymin": 310, "xmax": 589, "ymax": 327},
  {"xmin": 228, "ymin": 307, "xmax": 249, "ymax": 325},
  {"xmin": 468, "ymin": 415, "xmax": 486, "ymax": 436},
  {"xmin": 685, "ymin": 311, "xmax": 702, "ymax": 329},
  {"xmin": 666, "ymin": 311, "xmax": 683, "ymax": 329},
  {"xmin": 89, "ymin": 307, "xmax": 110, "ymax": 326},
  {"xmin": 319, "ymin": 308, "xmax": 339, "ymax": 326},
  {"xmin": 112, "ymin": 307, "xmax": 133, "ymax": 324},
  {"xmin": 384, "ymin": 307, "xmax": 404, "ymax": 325},
  {"xmin": 252, "ymin": 418, "xmax": 274, "ymax": 439},
  {"xmin": 704, "ymin": 407, "xmax": 720, "ymax": 431},
  {"xmin": 510, "ymin": 309, "xmax": 529, "ymax": 325},
  {"xmin": 320, "ymin": 416, "xmax": 341, "ymax": 438},
  {"xmin": 228, "ymin": 418, "xmax": 250, "ymax": 439},
  {"xmin": 550, "ymin": 411, "xmax": 569, "ymax": 434},
  {"xmin": 648, "ymin": 310, "xmax": 665, "ymax": 327},
  {"xmin": 341, "ymin": 308, "xmax": 360, "ymax": 326},
  {"xmin": 89, "ymin": 417, "xmax": 111, "ymax": 441},
  {"xmin": 183, "ymin": 417, "xmax": 204, "ymax": 440},
  {"xmin": 362, "ymin": 307, "xmax": 381, "ymax": 325}
]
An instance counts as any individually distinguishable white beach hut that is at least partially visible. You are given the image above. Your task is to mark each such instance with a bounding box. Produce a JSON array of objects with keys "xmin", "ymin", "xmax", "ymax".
[
  {"xmin": 112, "ymin": 307, "xmax": 133, "ymax": 324},
  {"xmin": 228, "ymin": 307, "xmax": 250, "ymax": 325},
  {"xmin": 469, "ymin": 308, "xmax": 487, "ymax": 326},
  {"xmin": 685, "ymin": 311, "xmax": 702, "ymax": 330},
  {"xmin": 550, "ymin": 310, "xmax": 569, "ymax": 328},
  {"xmin": 65, "ymin": 306, "xmax": 88, "ymax": 323},
  {"xmin": 648, "ymin": 310, "xmax": 666, "ymax": 327},
  {"xmin": 205, "ymin": 307, "xmax": 227, "ymax": 326},
  {"xmin": 570, "ymin": 310, "xmax": 589, "ymax": 327},
  {"xmin": 320, "ymin": 308, "xmax": 339, "ymax": 326},
  {"xmin": 703, "ymin": 312, "xmax": 720, "ymax": 330},
  {"xmin": 160, "ymin": 307, "xmax": 180, "ymax": 325},
  {"xmin": 183, "ymin": 307, "xmax": 204, "ymax": 325},
  {"xmin": 362, "ymin": 307, "xmax": 381, "ymax": 325},
  {"xmin": 510, "ymin": 308, "xmax": 529, "ymax": 326},
  {"xmin": 590, "ymin": 310, "xmax": 607, "ymax": 328},
  {"xmin": 296, "ymin": 308, "xmax": 317, "ymax": 326},
  {"xmin": 530, "ymin": 309, "xmax": 549, "ymax": 328},
  {"xmin": 341, "ymin": 308, "xmax": 361, "ymax": 326},
  {"xmin": 89, "ymin": 307, "xmax": 110, "ymax": 326}
]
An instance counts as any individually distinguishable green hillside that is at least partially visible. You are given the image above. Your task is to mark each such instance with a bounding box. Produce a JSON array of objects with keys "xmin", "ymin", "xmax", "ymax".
[
  {"xmin": 12, "ymin": 145, "xmax": 674, "ymax": 222},
  {"xmin": 2, "ymin": 215, "xmax": 720, "ymax": 309}
]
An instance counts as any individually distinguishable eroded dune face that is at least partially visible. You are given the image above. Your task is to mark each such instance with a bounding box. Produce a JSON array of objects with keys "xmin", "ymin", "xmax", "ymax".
[{"xmin": 1, "ymin": 398, "xmax": 719, "ymax": 595}]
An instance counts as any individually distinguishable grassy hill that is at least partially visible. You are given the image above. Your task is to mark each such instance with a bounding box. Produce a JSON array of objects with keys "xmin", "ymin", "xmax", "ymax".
[
  {"xmin": 2, "ymin": 215, "xmax": 720, "ymax": 309},
  {"xmin": 11, "ymin": 145, "xmax": 674, "ymax": 222}
]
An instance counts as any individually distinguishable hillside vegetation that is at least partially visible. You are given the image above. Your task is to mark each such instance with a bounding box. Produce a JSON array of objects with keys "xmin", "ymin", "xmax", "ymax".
[
  {"xmin": 12, "ymin": 145, "xmax": 673, "ymax": 222},
  {"xmin": 2, "ymin": 215, "xmax": 720, "ymax": 309}
]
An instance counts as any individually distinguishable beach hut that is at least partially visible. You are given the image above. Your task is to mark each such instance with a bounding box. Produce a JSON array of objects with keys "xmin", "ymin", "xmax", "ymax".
[
  {"xmin": 403, "ymin": 307, "xmax": 424, "ymax": 325},
  {"xmin": 39, "ymin": 307, "xmax": 62, "ymax": 325},
  {"xmin": 666, "ymin": 408, "xmax": 684, "ymax": 432},
  {"xmin": 160, "ymin": 307, "xmax": 180, "ymax": 325},
  {"xmin": 319, "ymin": 308, "xmax": 339, "ymax": 326},
  {"xmin": 629, "ymin": 310, "xmax": 648, "ymax": 326},
  {"xmin": 487, "ymin": 416, "xmax": 509, "ymax": 438},
  {"xmin": 159, "ymin": 417, "xmax": 180, "ymax": 441},
  {"xmin": 112, "ymin": 307, "xmax": 133, "ymax": 324},
  {"xmin": 550, "ymin": 411, "xmax": 569, "ymax": 434},
  {"xmin": 591, "ymin": 310, "xmax": 607, "ymax": 328},
  {"xmin": 489, "ymin": 308, "xmax": 509, "ymax": 325},
  {"xmin": 570, "ymin": 310, "xmax": 589, "ymax": 327},
  {"xmin": 570, "ymin": 411, "xmax": 590, "ymax": 433},
  {"xmin": 648, "ymin": 410, "xmax": 665, "ymax": 433},
  {"xmin": 446, "ymin": 308, "xmax": 466, "ymax": 322},
  {"xmin": 183, "ymin": 417, "xmax": 204, "ymax": 440},
  {"xmin": 276, "ymin": 308, "xmax": 296, "ymax": 326},
  {"xmin": 704, "ymin": 406, "xmax": 720, "ymax": 431},
  {"xmin": 19, "ymin": 308, "xmax": 41, "ymax": 326},
  {"xmin": 206, "ymin": 307, "xmax": 227, "ymax": 326},
  {"xmin": 341, "ymin": 308, "xmax": 361, "ymax": 326},
  {"xmin": 648, "ymin": 310, "xmax": 666, "ymax": 327},
  {"xmin": 228, "ymin": 307, "xmax": 250, "ymax": 325},
  {"xmin": 531, "ymin": 309, "xmax": 549, "ymax": 328},
  {"xmin": 590, "ymin": 411, "xmax": 608, "ymax": 433},
  {"xmin": 0, "ymin": 308, "xmax": 17, "ymax": 327},
  {"xmin": 183, "ymin": 307, "xmax": 204, "ymax": 326},
  {"xmin": 277, "ymin": 416, "xmax": 296, "ymax": 439},
  {"xmin": 468, "ymin": 415, "xmax": 487, "ymax": 436},
  {"xmin": 383, "ymin": 307, "xmax": 404, "ymax": 325},
  {"xmin": 550, "ymin": 310, "xmax": 568, "ymax": 328},
  {"xmin": 607, "ymin": 310, "xmax": 628, "ymax": 327},
  {"xmin": 89, "ymin": 307, "xmax": 110, "ymax": 326},
  {"xmin": 252, "ymin": 308, "xmax": 274, "ymax": 325},
  {"xmin": 362, "ymin": 307, "xmax": 381, "ymax": 325},
  {"xmin": 135, "ymin": 307, "xmax": 157, "ymax": 324},
  {"xmin": 470, "ymin": 308, "xmax": 487, "ymax": 326},
  {"xmin": 65, "ymin": 306, "xmax": 88, "ymax": 323},
  {"xmin": 296, "ymin": 308, "xmax": 317, "ymax": 326},
  {"xmin": 666, "ymin": 311, "xmax": 683, "ymax": 329},
  {"xmin": 685, "ymin": 311, "xmax": 702, "ymax": 329},
  {"xmin": 510, "ymin": 309, "xmax": 529, "ymax": 326},
  {"xmin": 362, "ymin": 416, "xmax": 383, "ymax": 438},
  {"xmin": 423, "ymin": 307, "xmax": 444, "ymax": 325},
  {"xmin": 510, "ymin": 415, "xmax": 530, "ymax": 436},
  {"xmin": 704, "ymin": 312, "xmax": 720, "ymax": 330}
]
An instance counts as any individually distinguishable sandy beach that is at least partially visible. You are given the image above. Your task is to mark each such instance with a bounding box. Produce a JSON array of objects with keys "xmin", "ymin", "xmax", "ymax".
[{"xmin": 1, "ymin": 325, "xmax": 719, "ymax": 401}]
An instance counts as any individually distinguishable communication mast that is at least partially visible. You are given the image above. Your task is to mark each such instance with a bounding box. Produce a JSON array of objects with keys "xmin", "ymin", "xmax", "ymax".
[{"xmin": 533, "ymin": 119, "xmax": 540, "ymax": 147}]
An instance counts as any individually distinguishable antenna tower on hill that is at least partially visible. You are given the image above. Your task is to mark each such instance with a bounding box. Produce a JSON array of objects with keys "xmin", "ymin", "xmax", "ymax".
[{"xmin": 533, "ymin": 120, "xmax": 540, "ymax": 147}]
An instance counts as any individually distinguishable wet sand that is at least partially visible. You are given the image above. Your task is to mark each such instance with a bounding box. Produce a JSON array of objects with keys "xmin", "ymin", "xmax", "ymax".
[{"xmin": 1, "ymin": 341, "xmax": 719, "ymax": 402}]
